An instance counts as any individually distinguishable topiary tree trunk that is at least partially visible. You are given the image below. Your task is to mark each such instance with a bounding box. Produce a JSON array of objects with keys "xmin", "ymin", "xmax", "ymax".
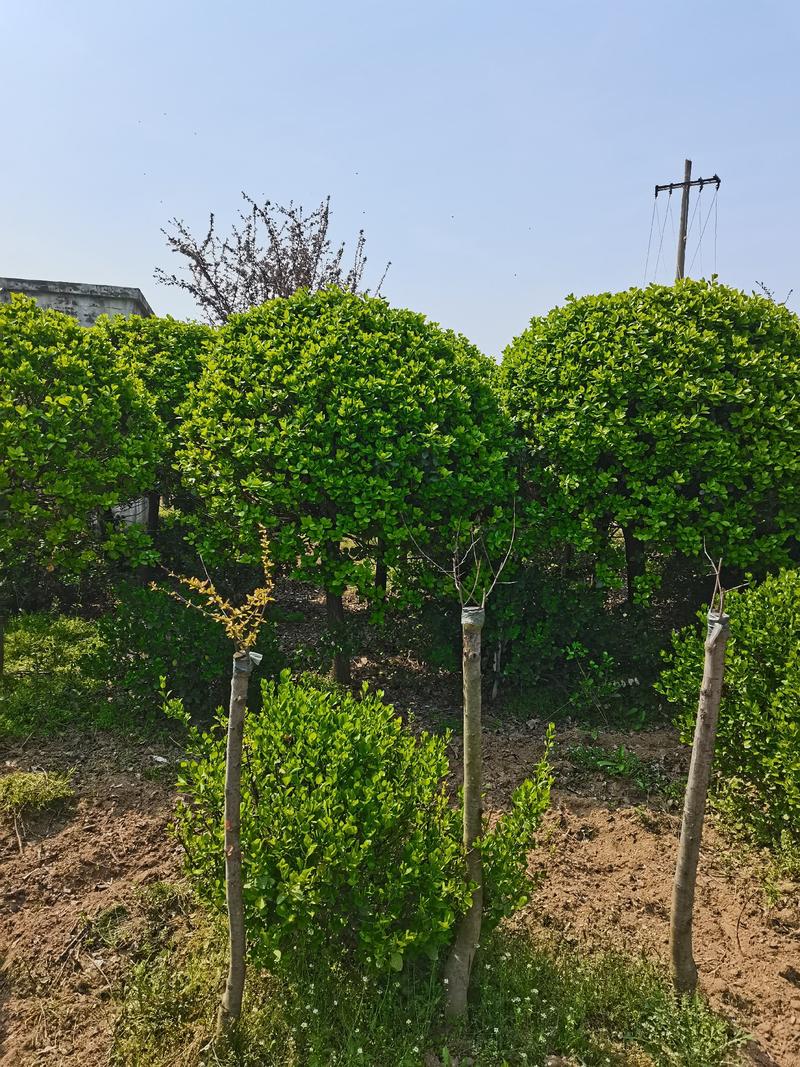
[
  {"xmin": 375, "ymin": 553, "xmax": 388, "ymax": 597},
  {"xmin": 670, "ymin": 607, "xmax": 729, "ymax": 995},
  {"xmin": 146, "ymin": 490, "xmax": 161, "ymax": 536},
  {"xmin": 217, "ymin": 649, "xmax": 259, "ymax": 1036},
  {"xmin": 622, "ymin": 525, "xmax": 646, "ymax": 603},
  {"xmin": 325, "ymin": 589, "xmax": 351, "ymax": 685},
  {"xmin": 444, "ymin": 605, "xmax": 485, "ymax": 1018}
]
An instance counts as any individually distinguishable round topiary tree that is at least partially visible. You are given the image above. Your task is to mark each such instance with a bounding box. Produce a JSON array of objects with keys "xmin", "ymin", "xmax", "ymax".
[
  {"xmin": 0, "ymin": 294, "xmax": 161, "ymax": 671},
  {"xmin": 178, "ymin": 288, "xmax": 514, "ymax": 682},
  {"xmin": 92, "ymin": 314, "xmax": 213, "ymax": 530},
  {"xmin": 500, "ymin": 280, "xmax": 800, "ymax": 600}
]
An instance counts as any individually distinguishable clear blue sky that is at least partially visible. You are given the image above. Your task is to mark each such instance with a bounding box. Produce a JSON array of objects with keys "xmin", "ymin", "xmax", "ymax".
[{"xmin": 2, "ymin": 0, "xmax": 798, "ymax": 356}]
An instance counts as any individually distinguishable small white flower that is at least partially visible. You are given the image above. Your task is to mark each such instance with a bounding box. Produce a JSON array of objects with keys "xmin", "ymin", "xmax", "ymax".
[
  {"xmin": 406, "ymin": 1019, "xmax": 412, "ymax": 1025},
  {"xmin": 443, "ymin": 977, "xmax": 449, "ymax": 985},
  {"xmin": 493, "ymin": 1026, "xmax": 499, "ymax": 1034},
  {"xmin": 357, "ymin": 1049, "xmax": 363, "ymax": 1056},
  {"xmin": 413, "ymin": 1048, "xmax": 419, "ymax": 1055}
]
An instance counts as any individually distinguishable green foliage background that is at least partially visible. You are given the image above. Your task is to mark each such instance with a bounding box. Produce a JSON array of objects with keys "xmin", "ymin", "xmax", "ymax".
[
  {"xmin": 93, "ymin": 314, "xmax": 212, "ymax": 489},
  {"xmin": 658, "ymin": 569, "xmax": 800, "ymax": 846}
]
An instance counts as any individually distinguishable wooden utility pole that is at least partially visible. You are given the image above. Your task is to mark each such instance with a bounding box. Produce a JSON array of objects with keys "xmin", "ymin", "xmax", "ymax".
[
  {"xmin": 655, "ymin": 161, "xmax": 721, "ymax": 281},
  {"xmin": 676, "ymin": 159, "xmax": 692, "ymax": 280}
]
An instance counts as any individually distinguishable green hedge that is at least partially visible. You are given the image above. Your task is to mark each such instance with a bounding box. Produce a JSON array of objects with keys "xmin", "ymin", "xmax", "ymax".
[{"xmin": 657, "ymin": 570, "xmax": 800, "ymax": 846}]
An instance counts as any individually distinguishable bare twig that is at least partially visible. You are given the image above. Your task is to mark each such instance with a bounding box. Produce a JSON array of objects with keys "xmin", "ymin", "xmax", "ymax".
[
  {"xmin": 13, "ymin": 812, "xmax": 23, "ymax": 854},
  {"xmin": 482, "ymin": 503, "xmax": 516, "ymax": 605},
  {"xmin": 755, "ymin": 280, "xmax": 794, "ymax": 306},
  {"xmin": 401, "ymin": 516, "xmax": 453, "ymax": 579}
]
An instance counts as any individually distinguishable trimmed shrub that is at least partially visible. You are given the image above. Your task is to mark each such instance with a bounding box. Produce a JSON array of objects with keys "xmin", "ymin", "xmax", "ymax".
[
  {"xmin": 0, "ymin": 294, "xmax": 161, "ymax": 580},
  {"xmin": 501, "ymin": 280, "xmax": 800, "ymax": 599},
  {"xmin": 177, "ymin": 676, "xmax": 551, "ymax": 972},
  {"xmin": 657, "ymin": 570, "xmax": 800, "ymax": 846},
  {"xmin": 93, "ymin": 314, "xmax": 213, "ymax": 494},
  {"xmin": 177, "ymin": 288, "xmax": 514, "ymax": 607}
]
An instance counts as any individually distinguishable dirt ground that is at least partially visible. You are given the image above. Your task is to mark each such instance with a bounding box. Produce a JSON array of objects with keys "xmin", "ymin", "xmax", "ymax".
[
  {"xmin": 0, "ymin": 733, "xmax": 181, "ymax": 1066},
  {"xmin": 1, "ymin": 586, "xmax": 798, "ymax": 1065}
]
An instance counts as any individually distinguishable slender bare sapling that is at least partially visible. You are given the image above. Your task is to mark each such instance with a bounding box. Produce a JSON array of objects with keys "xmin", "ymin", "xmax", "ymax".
[
  {"xmin": 159, "ymin": 532, "xmax": 274, "ymax": 1037},
  {"xmin": 435, "ymin": 521, "xmax": 515, "ymax": 1019},
  {"xmin": 670, "ymin": 556, "xmax": 732, "ymax": 995}
]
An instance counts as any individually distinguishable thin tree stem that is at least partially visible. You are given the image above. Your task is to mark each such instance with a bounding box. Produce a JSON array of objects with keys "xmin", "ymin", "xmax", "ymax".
[
  {"xmin": 444, "ymin": 606, "xmax": 485, "ymax": 1018},
  {"xmin": 670, "ymin": 609, "xmax": 729, "ymax": 995},
  {"xmin": 216, "ymin": 650, "xmax": 254, "ymax": 1037}
]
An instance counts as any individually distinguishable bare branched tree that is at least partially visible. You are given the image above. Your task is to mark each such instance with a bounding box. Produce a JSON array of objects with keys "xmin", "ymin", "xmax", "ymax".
[{"xmin": 156, "ymin": 193, "xmax": 390, "ymax": 324}]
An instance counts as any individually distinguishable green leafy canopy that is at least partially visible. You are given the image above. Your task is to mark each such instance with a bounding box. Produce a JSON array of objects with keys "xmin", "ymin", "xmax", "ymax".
[
  {"xmin": 92, "ymin": 314, "xmax": 212, "ymax": 483},
  {"xmin": 177, "ymin": 288, "xmax": 514, "ymax": 601},
  {"xmin": 501, "ymin": 280, "xmax": 800, "ymax": 584},
  {"xmin": 0, "ymin": 295, "xmax": 161, "ymax": 582}
]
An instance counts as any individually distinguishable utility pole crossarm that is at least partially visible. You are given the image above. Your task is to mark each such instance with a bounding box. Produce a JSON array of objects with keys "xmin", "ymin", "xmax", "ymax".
[{"xmin": 654, "ymin": 174, "xmax": 721, "ymax": 197}]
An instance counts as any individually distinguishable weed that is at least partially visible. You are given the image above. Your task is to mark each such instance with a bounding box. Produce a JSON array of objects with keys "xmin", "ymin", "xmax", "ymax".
[
  {"xmin": 0, "ymin": 767, "xmax": 74, "ymax": 852},
  {"xmin": 567, "ymin": 742, "xmax": 681, "ymax": 800},
  {"xmin": 82, "ymin": 904, "xmax": 130, "ymax": 951},
  {"xmin": 0, "ymin": 769, "xmax": 73, "ymax": 817},
  {"xmin": 111, "ymin": 908, "xmax": 740, "ymax": 1066},
  {"xmin": 0, "ymin": 613, "xmax": 171, "ymax": 739}
]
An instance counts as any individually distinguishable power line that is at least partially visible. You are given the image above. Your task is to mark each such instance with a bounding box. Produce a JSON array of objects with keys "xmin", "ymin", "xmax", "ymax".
[
  {"xmin": 653, "ymin": 191, "xmax": 672, "ymax": 282},
  {"xmin": 687, "ymin": 186, "xmax": 720, "ymax": 276}
]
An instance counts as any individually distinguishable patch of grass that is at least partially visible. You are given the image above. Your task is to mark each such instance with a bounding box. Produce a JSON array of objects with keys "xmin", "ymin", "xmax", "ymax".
[
  {"xmin": 0, "ymin": 612, "xmax": 169, "ymax": 739},
  {"xmin": 82, "ymin": 904, "xmax": 130, "ymax": 951},
  {"xmin": 762, "ymin": 841, "xmax": 800, "ymax": 909},
  {"xmin": 466, "ymin": 930, "xmax": 740, "ymax": 1066},
  {"xmin": 134, "ymin": 880, "xmax": 194, "ymax": 923},
  {"xmin": 567, "ymin": 741, "xmax": 681, "ymax": 800},
  {"xmin": 0, "ymin": 769, "xmax": 74, "ymax": 817},
  {"xmin": 111, "ymin": 911, "xmax": 740, "ymax": 1066}
]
